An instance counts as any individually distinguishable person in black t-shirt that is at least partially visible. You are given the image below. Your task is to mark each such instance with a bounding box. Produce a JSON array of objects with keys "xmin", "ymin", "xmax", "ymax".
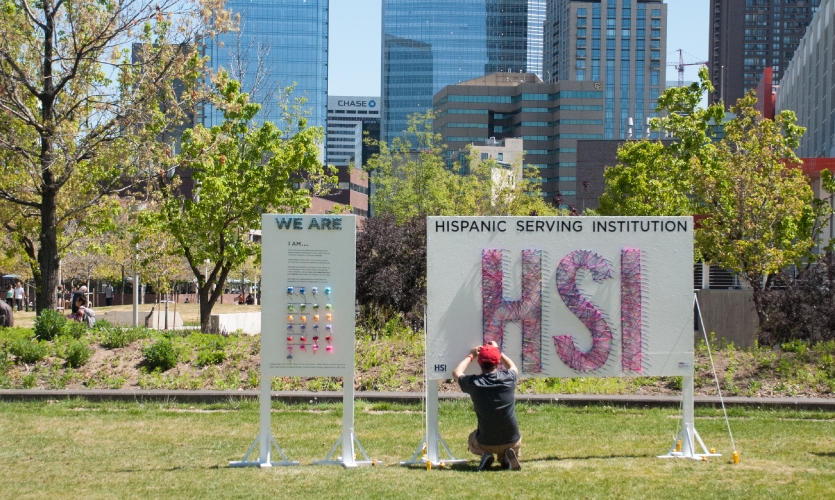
[{"xmin": 453, "ymin": 340, "xmax": 521, "ymax": 471}]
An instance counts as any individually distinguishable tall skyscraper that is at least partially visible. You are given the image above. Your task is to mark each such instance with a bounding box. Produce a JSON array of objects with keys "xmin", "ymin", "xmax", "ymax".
[
  {"xmin": 381, "ymin": 0, "xmax": 546, "ymax": 142},
  {"xmin": 709, "ymin": 0, "xmax": 820, "ymax": 107},
  {"xmin": 543, "ymin": 0, "xmax": 667, "ymax": 140},
  {"xmin": 777, "ymin": 0, "xmax": 835, "ymax": 158},
  {"xmin": 202, "ymin": 0, "xmax": 328, "ymax": 130}
]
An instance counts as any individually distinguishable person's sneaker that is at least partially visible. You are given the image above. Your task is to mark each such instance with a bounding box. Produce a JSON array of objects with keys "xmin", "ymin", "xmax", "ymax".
[
  {"xmin": 477, "ymin": 453, "xmax": 494, "ymax": 470},
  {"xmin": 504, "ymin": 448, "xmax": 521, "ymax": 470}
]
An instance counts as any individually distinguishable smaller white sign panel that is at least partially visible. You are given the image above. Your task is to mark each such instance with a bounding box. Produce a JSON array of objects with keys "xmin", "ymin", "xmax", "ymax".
[
  {"xmin": 426, "ymin": 216, "xmax": 694, "ymax": 380},
  {"xmin": 261, "ymin": 214, "xmax": 356, "ymax": 377}
]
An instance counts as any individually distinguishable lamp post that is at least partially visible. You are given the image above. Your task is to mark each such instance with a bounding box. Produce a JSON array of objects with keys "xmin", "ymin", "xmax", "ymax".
[{"xmin": 133, "ymin": 243, "xmax": 139, "ymax": 327}]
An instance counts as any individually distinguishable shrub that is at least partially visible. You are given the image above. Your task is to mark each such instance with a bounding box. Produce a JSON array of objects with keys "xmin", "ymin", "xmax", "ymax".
[
  {"xmin": 356, "ymin": 215, "xmax": 426, "ymax": 319},
  {"xmin": 34, "ymin": 309, "xmax": 67, "ymax": 341},
  {"xmin": 196, "ymin": 348, "xmax": 226, "ymax": 366},
  {"xmin": 93, "ymin": 319, "xmax": 113, "ymax": 330},
  {"xmin": 194, "ymin": 335, "xmax": 228, "ymax": 366},
  {"xmin": 142, "ymin": 339, "xmax": 178, "ymax": 371},
  {"xmin": 65, "ymin": 339, "xmax": 92, "ymax": 368},
  {"xmin": 760, "ymin": 252, "xmax": 835, "ymax": 345},
  {"xmin": 62, "ymin": 321, "xmax": 87, "ymax": 340},
  {"xmin": 101, "ymin": 328, "xmax": 129, "ymax": 349},
  {"xmin": 21, "ymin": 373, "xmax": 36, "ymax": 388},
  {"xmin": 101, "ymin": 327, "xmax": 153, "ymax": 349},
  {"xmin": 10, "ymin": 338, "xmax": 47, "ymax": 364}
]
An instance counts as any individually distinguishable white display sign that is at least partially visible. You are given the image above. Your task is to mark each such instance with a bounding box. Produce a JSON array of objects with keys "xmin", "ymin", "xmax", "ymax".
[
  {"xmin": 426, "ymin": 216, "xmax": 693, "ymax": 380},
  {"xmin": 261, "ymin": 214, "xmax": 356, "ymax": 377}
]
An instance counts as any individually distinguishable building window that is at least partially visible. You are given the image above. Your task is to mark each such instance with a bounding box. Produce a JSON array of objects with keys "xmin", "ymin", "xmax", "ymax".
[
  {"xmin": 651, "ymin": 19, "xmax": 661, "ymax": 28},
  {"xmin": 577, "ymin": 69, "xmax": 586, "ymax": 81},
  {"xmin": 498, "ymin": 153, "xmax": 503, "ymax": 161},
  {"xmin": 651, "ymin": 9, "xmax": 661, "ymax": 18},
  {"xmin": 577, "ymin": 39, "xmax": 587, "ymax": 47},
  {"xmin": 650, "ymin": 71, "xmax": 659, "ymax": 86},
  {"xmin": 578, "ymin": 18, "xmax": 587, "ymax": 27},
  {"xmin": 577, "ymin": 49, "xmax": 587, "ymax": 58},
  {"xmin": 481, "ymin": 153, "xmax": 488, "ymax": 160},
  {"xmin": 650, "ymin": 88, "xmax": 659, "ymax": 99},
  {"xmin": 577, "ymin": 28, "xmax": 587, "ymax": 37},
  {"xmin": 578, "ymin": 8, "xmax": 587, "ymax": 17}
]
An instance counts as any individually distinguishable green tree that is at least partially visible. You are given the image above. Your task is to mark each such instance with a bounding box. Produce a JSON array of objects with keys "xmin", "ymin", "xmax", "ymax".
[
  {"xmin": 0, "ymin": 0, "xmax": 231, "ymax": 312},
  {"xmin": 694, "ymin": 94, "xmax": 827, "ymax": 327},
  {"xmin": 143, "ymin": 73, "xmax": 335, "ymax": 332},
  {"xmin": 598, "ymin": 68, "xmax": 726, "ymax": 216},
  {"xmin": 366, "ymin": 111, "xmax": 557, "ymax": 220},
  {"xmin": 598, "ymin": 67, "xmax": 832, "ymax": 331}
]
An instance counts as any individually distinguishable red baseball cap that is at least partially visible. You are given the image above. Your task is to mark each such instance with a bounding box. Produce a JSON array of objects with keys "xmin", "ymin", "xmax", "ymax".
[{"xmin": 478, "ymin": 344, "xmax": 501, "ymax": 367}]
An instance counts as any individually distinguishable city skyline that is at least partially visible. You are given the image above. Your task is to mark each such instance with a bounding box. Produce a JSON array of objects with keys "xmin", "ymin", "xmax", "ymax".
[{"xmin": 329, "ymin": 0, "xmax": 708, "ymax": 96}]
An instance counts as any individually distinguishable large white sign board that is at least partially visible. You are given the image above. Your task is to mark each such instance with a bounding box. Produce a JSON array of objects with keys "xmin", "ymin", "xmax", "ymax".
[
  {"xmin": 261, "ymin": 214, "xmax": 356, "ymax": 377},
  {"xmin": 232, "ymin": 214, "xmax": 365, "ymax": 468},
  {"xmin": 427, "ymin": 216, "xmax": 693, "ymax": 380}
]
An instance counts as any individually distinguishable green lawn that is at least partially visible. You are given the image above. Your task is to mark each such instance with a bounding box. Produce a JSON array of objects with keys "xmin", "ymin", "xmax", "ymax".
[{"xmin": 1, "ymin": 400, "xmax": 833, "ymax": 499}]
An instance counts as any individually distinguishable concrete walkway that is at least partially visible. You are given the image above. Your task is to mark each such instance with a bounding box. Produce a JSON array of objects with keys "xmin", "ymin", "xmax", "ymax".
[{"xmin": 1, "ymin": 389, "xmax": 833, "ymax": 410}]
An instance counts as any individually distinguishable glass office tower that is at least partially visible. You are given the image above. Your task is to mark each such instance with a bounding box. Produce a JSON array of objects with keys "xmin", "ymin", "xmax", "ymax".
[
  {"xmin": 544, "ymin": 0, "xmax": 666, "ymax": 140},
  {"xmin": 381, "ymin": 0, "xmax": 546, "ymax": 142},
  {"xmin": 202, "ymin": 0, "xmax": 328, "ymax": 131}
]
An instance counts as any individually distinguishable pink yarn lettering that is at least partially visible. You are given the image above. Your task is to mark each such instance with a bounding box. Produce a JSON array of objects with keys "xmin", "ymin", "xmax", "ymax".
[
  {"xmin": 553, "ymin": 250, "xmax": 613, "ymax": 372},
  {"xmin": 621, "ymin": 248, "xmax": 643, "ymax": 372},
  {"xmin": 482, "ymin": 249, "xmax": 543, "ymax": 373}
]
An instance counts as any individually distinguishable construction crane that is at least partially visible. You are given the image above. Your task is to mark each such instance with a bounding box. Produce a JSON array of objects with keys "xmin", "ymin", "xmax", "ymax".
[{"xmin": 668, "ymin": 49, "xmax": 708, "ymax": 87}]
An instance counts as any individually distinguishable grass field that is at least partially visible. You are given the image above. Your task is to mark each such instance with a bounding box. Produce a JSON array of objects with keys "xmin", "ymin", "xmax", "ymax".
[{"xmin": 1, "ymin": 399, "xmax": 833, "ymax": 499}]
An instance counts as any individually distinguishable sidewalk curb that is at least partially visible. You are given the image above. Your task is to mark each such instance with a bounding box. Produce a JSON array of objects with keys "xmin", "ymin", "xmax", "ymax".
[{"xmin": 1, "ymin": 389, "xmax": 834, "ymax": 410}]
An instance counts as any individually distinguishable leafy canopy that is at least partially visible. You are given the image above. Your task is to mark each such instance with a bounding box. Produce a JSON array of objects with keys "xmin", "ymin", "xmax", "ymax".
[{"xmin": 142, "ymin": 71, "xmax": 335, "ymax": 330}]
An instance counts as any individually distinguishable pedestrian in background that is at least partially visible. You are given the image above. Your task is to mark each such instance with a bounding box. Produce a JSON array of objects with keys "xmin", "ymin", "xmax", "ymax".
[
  {"xmin": 13, "ymin": 281, "xmax": 24, "ymax": 311},
  {"xmin": 104, "ymin": 282, "xmax": 114, "ymax": 306},
  {"xmin": 5, "ymin": 284, "xmax": 13, "ymax": 307},
  {"xmin": 71, "ymin": 285, "xmax": 87, "ymax": 314}
]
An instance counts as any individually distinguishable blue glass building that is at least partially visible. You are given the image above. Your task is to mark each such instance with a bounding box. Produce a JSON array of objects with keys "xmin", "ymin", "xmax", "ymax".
[
  {"xmin": 381, "ymin": 0, "xmax": 546, "ymax": 142},
  {"xmin": 202, "ymin": 0, "xmax": 328, "ymax": 131}
]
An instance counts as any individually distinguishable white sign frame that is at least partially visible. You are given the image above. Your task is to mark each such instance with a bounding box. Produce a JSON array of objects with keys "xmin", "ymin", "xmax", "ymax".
[
  {"xmin": 426, "ymin": 216, "xmax": 694, "ymax": 380},
  {"xmin": 410, "ymin": 216, "xmax": 715, "ymax": 465},
  {"xmin": 231, "ymin": 214, "xmax": 374, "ymax": 468}
]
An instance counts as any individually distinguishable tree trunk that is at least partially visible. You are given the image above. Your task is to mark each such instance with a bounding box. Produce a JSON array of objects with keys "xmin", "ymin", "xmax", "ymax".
[
  {"xmin": 36, "ymin": 188, "xmax": 60, "ymax": 313},
  {"xmin": 36, "ymin": 16, "xmax": 58, "ymax": 315},
  {"xmin": 750, "ymin": 274, "xmax": 769, "ymax": 335},
  {"xmin": 199, "ymin": 265, "xmax": 232, "ymax": 332}
]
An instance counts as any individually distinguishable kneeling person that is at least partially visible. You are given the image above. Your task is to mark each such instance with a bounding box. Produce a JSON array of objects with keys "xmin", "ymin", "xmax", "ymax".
[{"xmin": 453, "ymin": 341, "xmax": 521, "ymax": 471}]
